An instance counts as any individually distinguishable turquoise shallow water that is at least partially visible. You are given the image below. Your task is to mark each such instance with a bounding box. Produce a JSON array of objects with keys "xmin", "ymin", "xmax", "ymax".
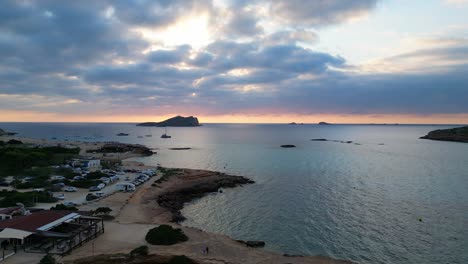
[{"xmin": 1, "ymin": 123, "xmax": 467, "ymax": 263}]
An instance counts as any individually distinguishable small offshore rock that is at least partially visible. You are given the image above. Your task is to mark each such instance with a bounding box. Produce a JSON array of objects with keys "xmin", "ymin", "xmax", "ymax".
[{"xmin": 236, "ymin": 240, "xmax": 266, "ymax": 248}]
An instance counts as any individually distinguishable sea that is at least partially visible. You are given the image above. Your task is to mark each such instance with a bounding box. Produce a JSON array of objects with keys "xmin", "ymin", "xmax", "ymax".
[{"xmin": 1, "ymin": 122, "xmax": 467, "ymax": 264}]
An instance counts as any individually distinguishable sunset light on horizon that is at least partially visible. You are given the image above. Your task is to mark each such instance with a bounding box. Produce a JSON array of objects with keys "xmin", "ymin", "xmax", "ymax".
[{"xmin": 1, "ymin": 0, "xmax": 468, "ymax": 123}]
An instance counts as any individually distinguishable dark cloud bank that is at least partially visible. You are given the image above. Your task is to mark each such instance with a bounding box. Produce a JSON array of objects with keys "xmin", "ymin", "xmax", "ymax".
[{"xmin": 0, "ymin": 0, "xmax": 467, "ymax": 117}]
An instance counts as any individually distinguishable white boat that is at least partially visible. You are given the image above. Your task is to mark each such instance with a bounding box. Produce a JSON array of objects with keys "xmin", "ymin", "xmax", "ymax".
[{"xmin": 161, "ymin": 127, "xmax": 171, "ymax": 139}]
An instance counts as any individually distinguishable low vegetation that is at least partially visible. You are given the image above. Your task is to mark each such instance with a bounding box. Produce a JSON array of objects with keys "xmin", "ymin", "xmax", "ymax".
[
  {"xmin": 169, "ymin": 255, "xmax": 196, "ymax": 264},
  {"xmin": 86, "ymin": 171, "xmax": 108, "ymax": 180},
  {"xmin": 39, "ymin": 254, "xmax": 56, "ymax": 264},
  {"xmin": 130, "ymin": 245, "xmax": 149, "ymax": 258},
  {"xmin": 0, "ymin": 145, "xmax": 79, "ymax": 177},
  {"xmin": 7, "ymin": 139, "xmax": 23, "ymax": 145},
  {"xmin": 68, "ymin": 179, "xmax": 101, "ymax": 188},
  {"xmin": 11, "ymin": 167, "xmax": 79, "ymax": 190},
  {"xmin": 51, "ymin": 203, "xmax": 78, "ymax": 211},
  {"xmin": 154, "ymin": 168, "xmax": 182, "ymax": 184},
  {"xmin": 0, "ymin": 190, "xmax": 57, "ymax": 207},
  {"xmin": 93, "ymin": 207, "xmax": 112, "ymax": 215},
  {"xmin": 145, "ymin": 225, "xmax": 188, "ymax": 245}
]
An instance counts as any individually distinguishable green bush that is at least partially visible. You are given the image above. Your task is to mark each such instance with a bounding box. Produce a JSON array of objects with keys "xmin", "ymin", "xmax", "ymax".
[
  {"xmin": 129, "ymin": 245, "xmax": 148, "ymax": 257},
  {"xmin": 86, "ymin": 171, "xmax": 108, "ymax": 180},
  {"xmin": 0, "ymin": 191, "xmax": 57, "ymax": 207},
  {"xmin": 169, "ymin": 255, "xmax": 195, "ymax": 264},
  {"xmin": 93, "ymin": 207, "xmax": 112, "ymax": 215},
  {"xmin": 0, "ymin": 146, "xmax": 79, "ymax": 176},
  {"xmin": 39, "ymin": 254, "xmax": 56, "ymax": 264},
  {"xmin": 7, "ymin": 139, "xmax": 23, "ymax": 145},
  {"xmin": 51, "ymin": 203, "xmax": 78, "ymax": 211},
  {"xmin": 69, "ymin": 179, "xmax": 100, "ymax": 188},
  {"xmin": 145, "ymin": 225, "xmax": 188, "ymax": 245}
]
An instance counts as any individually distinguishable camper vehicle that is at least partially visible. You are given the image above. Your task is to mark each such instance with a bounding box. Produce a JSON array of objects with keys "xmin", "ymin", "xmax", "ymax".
[{"xmin": 115, "ymin": 182, "xmax": 136, "ymax": 192}]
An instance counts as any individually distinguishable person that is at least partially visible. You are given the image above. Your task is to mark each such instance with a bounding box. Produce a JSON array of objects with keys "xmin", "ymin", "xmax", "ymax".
[{"xmin": 206, "ymin": 246, "xmax": 209, "ymax": 254}]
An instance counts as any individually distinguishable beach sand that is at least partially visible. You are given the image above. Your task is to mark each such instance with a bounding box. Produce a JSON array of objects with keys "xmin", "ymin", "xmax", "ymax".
[{"xmin": 62, "ymin": 169, "xmax": 353, "ymax": 264}]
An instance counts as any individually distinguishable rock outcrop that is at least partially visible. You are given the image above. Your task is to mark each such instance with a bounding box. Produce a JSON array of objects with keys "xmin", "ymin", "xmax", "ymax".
[
  {"xmin": 137, "ymin": 116, "xmax": 200, "ymax": 127},
  {"xmin": 157, "ymin": 175, "xmax": 254, "ymax": 222},
  {"xmin": 0, "ymin": 128, "xmax": 16, "ymax": 136},
  {"xmin": 420, "ymin": 126, "xmax": 468, "ymax": 143},
  {"xmin": 236, "ymin": 240, "xmax": 266, "ymax": 248},
  {"xmin": 280, "ymin": 145, "xmax": 296, "ymax": 148},
  {"xmin": 318, "ymin": 122, "xmax": 332, "ymax": 125}
]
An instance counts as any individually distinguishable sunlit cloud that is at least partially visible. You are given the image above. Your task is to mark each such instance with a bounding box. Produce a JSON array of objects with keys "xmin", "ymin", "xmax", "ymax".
[
  {"xmin": 135, "ymin": 14, "xmax": 212, "ymax": 49},
  {"xmin": 0, "ymin": 0, "xmax": 467, "ymax": 123}
]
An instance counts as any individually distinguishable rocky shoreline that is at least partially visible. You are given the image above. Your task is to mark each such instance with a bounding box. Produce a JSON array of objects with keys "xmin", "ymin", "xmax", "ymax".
[
  {"xmin": 157, "ymin": 172, "xmax": 254, "ymax": 222},
  {"xmin": 420, "ymin": 126, "xmax": 468, "ymax": 143}
]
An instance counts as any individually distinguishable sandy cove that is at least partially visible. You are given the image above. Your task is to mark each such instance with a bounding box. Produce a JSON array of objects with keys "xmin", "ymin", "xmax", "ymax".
[
  {"xmin": 1, "ymin": 136, "xmax": 352, "ymax": 263},
  {"xmin": 61, "ymin": 167, "xmax": 353, "ymax": 264}
]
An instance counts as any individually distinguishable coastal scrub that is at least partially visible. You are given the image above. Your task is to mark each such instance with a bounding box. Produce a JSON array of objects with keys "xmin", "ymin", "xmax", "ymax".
[{"xmin": 145, "ymin": 225, "xmax": 188, "ymax": 245}]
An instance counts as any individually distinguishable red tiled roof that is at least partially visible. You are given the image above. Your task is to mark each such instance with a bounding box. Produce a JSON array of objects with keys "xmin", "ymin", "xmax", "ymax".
[{"xmin": 0, "ymin": 210, "xmax": 72, "ymax": 232}]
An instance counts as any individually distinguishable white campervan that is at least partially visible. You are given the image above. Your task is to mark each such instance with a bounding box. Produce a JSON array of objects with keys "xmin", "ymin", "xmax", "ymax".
[{"xmin": 115, "ymin": 182, "xmax": 136, "ymax": 192}]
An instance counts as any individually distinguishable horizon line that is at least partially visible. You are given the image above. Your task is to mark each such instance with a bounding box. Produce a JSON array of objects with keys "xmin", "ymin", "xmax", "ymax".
[{"xmin": 0, "ymin": 121, "xmax": 466, "ymax": 126}]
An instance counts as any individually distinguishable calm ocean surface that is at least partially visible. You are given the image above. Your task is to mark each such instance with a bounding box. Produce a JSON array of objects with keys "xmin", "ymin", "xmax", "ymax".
[{"xmin": 1, "ymin": 122, "xmax": 467, "ymax": 264}]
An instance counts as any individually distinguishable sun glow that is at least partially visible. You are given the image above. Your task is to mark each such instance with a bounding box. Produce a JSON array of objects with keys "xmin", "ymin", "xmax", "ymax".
[{"xmin": 137, "ymin": 14, "xmax": 212, "ymax": 49}]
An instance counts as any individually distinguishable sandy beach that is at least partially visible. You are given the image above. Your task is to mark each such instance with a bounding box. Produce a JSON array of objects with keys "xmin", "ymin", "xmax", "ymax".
[{"xmin": 61, "ymin": 168, "xmax": 352, "ymax": 264}]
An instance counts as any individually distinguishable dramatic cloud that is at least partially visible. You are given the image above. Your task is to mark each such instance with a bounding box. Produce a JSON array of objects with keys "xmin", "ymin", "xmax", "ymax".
[
  {"xmin": 0, "ymin": 0, "xmax": 467, "ymax": 122},
  {"xmin": 270, "ymin": 0, "xmax": 378, "ymax": 26}
]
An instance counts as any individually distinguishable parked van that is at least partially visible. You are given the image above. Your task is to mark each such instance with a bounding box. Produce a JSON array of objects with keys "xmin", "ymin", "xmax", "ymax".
[{"xmin": 115, "ymin": 182, "xmax": 136, "ymax": 192}]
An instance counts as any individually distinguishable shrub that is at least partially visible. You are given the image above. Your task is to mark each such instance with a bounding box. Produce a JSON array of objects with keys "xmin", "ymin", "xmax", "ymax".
[
  {"xmin": 0, "ymin": 191, "xmax": 57, "ymax": 207},
  {"xmin": 0, "ymin": 146, "xmax": 79, "ymax": 176},
  {"xmin": 129, "ymin": 245, "xmax": 148, "ymax": 258},
  {"xmin": 93, "ymin": 207, "xmax": 112, "ymax": 215},
  {"xmin": 169, "ymin": 255, "xmax": 195, "ymax": 264},
  {"xmin": 145, "ymin": 225, "xmax": 188, "ymax": 245},
  {"xmin": 86, "ymin": 171, "xmax": 108, "ymax": 180},
  {"xmin": 7, "ymin": 139, "xmax": 23, "ymax": 145},
  {"xmin": 51, "ymin": 203, "xmax": 78, "ymax": 211},
  {"xmin": 39, "ymin": 254, "xmax": 56, "ymax": 264},
  {"xmin": 69, "ymin": 179, "xmax": 100, "ymax": 188}
]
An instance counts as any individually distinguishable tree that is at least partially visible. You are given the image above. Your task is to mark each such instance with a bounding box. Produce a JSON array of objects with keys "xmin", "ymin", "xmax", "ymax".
[
  {"xmin": 130, "ymin": 245, "xmax": 148, "ymax": 258},
  {"xmin": 39, "ymin": 254, "xmax": 56, "ymax": 264},
  {"xmin": 93, "ymin": 207, "xmax": 112, "ymax": 215},
  {"xmin": 145, "ymin": 225, "xmax": 188, "ymax": 245}
]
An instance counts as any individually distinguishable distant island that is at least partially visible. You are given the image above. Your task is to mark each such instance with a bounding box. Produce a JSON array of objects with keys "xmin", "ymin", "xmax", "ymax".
[
  {"xmin": 288, "ymin": 122, "xmax": 304, "ymax": 125},
  {"xmin": 137, "ymin": 116, "xmax": 200, "ymax": 127},
  {"xmin": 318, "ymin": 122, "xmax": 332, "ymax": 125},
  {"xmin": 420, "ymin": 126, "xmax": 468, "ymax": 143}
]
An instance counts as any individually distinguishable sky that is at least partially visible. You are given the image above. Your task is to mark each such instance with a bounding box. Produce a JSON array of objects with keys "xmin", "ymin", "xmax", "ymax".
[{"xmin": 1, "ymin": 0, "xmax": 468, "ymax": 124}]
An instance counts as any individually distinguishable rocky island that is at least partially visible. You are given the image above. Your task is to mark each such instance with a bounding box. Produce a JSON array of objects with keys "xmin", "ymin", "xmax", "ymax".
[
  {"xmin": 420, "ymin": 125, "xmax": 468, "ymax": 143},
  {"xmin": 318, "ymin": 122, "xmax": 332, "ymax": 125},
  {"xmin": 137, "ymin": 116, "xmax": 200, "ymax": 127}
]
